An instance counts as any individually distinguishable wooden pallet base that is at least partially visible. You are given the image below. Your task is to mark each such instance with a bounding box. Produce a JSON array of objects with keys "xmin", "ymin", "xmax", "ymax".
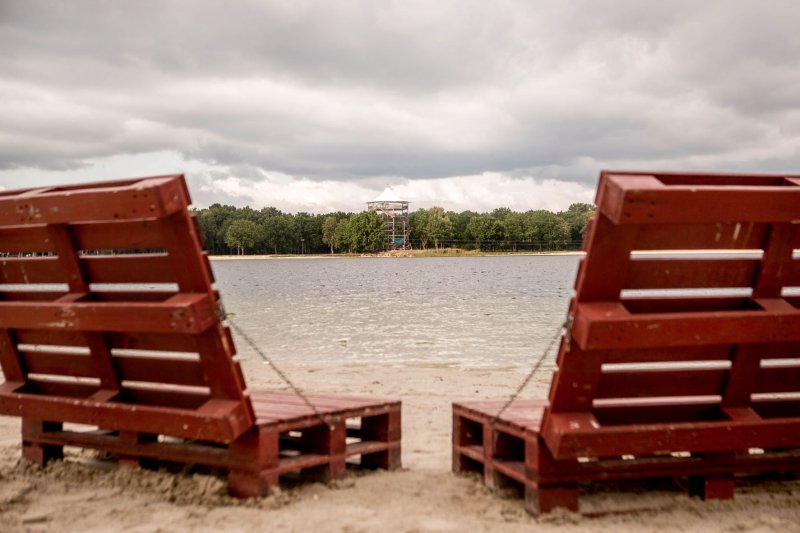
[
  {"xmin": 453, "ymin": 400, "xmax": 800, "ymax": 516},
  {"xmin": 21, "ymin": 389, "xmax": 401, "ymax": 497}
]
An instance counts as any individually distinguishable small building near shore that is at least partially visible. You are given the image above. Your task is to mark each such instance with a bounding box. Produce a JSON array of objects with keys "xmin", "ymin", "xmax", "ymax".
[{"xmin": 367, "ymin": 187, "xmax": 410, "ymax": 250}]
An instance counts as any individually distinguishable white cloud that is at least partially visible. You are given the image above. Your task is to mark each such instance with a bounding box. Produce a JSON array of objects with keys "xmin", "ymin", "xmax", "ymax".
[
  {"xmin": 192, "ymin": 165, "xmax": 595, "ymax": 214},
  {"xmin": 2, "ymin": 1, "xmax": 800, "ymax": 202}
]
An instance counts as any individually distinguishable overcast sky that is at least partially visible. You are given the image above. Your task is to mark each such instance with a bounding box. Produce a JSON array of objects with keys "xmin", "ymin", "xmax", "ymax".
[{"xmin": 2, "ymin": 1, "xmax": 799, "ymax": 213}]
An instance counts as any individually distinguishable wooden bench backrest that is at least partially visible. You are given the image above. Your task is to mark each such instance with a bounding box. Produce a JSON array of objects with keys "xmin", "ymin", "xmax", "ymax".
[
  {"xmin": 543, "ymin": 171, "xmax": 800, "ymax": 458},
  {"xmin": 0, "ymin": 175, "xmax": 254, "ymax": 442}
]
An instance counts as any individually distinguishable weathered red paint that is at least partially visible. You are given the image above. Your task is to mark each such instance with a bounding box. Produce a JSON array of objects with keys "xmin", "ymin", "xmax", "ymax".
[
  {"xmin": 0, "ymin": 174, "xmax": 401, "ymax": 496},
  {"xmin": 454, "ymin": 170, "xmax": 800, "ymax": 515}
]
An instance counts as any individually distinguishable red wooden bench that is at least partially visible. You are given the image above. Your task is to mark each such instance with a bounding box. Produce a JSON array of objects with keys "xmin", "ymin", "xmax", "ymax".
[
  {"xmin": 453, "ymin": 171, "xmax": 800, "ymax": 515},
  {"xmin": 0, "ymin": 175, "xmax": 401, "ymax": 496}
]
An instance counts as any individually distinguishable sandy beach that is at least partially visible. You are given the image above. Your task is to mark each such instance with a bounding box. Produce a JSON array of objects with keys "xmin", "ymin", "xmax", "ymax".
[{"xmin": 2, "ymin": 360, "xmax": 800, "ymax": 532}]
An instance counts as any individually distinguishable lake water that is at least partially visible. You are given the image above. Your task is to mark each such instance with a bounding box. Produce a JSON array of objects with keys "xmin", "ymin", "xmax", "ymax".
[{"xmin": 212, "ymin": 255, "xmax": 580, "ymax": 369}]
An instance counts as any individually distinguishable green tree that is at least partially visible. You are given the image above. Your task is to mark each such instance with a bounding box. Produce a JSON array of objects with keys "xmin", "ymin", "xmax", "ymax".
[
  {"xmin": 346, "ymin": 211, "xmax": 385, "ymax": 252},
  {"xmin": 262, "ymin": 214, "xmax": 296, "ymax": 254},
  {"xmin": 333, "ymin": 216, "xmax": 352, "ymax": 252},
  {"xmin": 259, "ymin": 206, "xmax": 282, "ymax": 219},
  {"xmin": 224, "ymin": 218, "xmax": 260, "ymax": 255},
  {"xmin": 194, "ymin": 200, "xmax": 591, "ymax": 256},
  {"xmin": 452, "ymin": 211, "xmax": 477, "ymax": 247},
  {"xmin": 502, "ymin": 212, "xmax": 527, "ymax": 251},
  {"xmin": 196, "ymin": 203, "xmax": 238, "ymax": 254},
  {"xmin": 558, "ymin": 203, "xmax": 595, "ymax": 241},
  {"xmin": 524, "ymin": 210, "xmax": 570, "ymax": 245},
  {"xmin": 321, "ymin": 216, "xmax": 339, "ymax": 254},
  {"xmin": 409, "ymin": 209, "xmax": 431, "ymax": 249},
  {"xmin": 491, "ymin": 207, "xmax": 512, "ymax": 221},
  {"xmin": 295, "ymin": 212, "xmax": 322, "ymax": 254},
  {"xmin": 236, "ymin": 206, "xmax": 261, "ymax": 223},
  {"xmin": 426, "ymin": 207, "xmax": 454, "ymax": 250},
  {"xmin": 466, "ymin": 214, "xmax": 502, "ymax": 250}
]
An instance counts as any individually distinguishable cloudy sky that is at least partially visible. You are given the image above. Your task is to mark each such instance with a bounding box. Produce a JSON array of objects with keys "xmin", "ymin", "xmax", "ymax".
[{"xmin": 2, "ymin": 1, "xmax": 799, "ymax": 213}]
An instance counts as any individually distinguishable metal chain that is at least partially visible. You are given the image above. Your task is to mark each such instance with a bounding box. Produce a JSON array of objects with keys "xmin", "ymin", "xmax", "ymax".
[
  {"xmin": 224, "ymin": 313, "xmax": 333, "ymax": 430},
  {"xmin": 490, "ymin": 317, "xmax": 570, "ymax": 425},
  {"xmin": 223, "ymin": 303, "xmax": 568, "ymax": 431}
]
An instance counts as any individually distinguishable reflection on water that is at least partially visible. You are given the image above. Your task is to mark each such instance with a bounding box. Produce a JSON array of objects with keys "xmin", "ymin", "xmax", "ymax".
[{"xmin": 213, "ymin": 256, "xmax": 579, "ymax": 369}]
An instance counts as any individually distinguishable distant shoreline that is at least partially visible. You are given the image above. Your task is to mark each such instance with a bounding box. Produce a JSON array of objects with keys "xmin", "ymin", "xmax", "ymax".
[
  {"xmin": 209, "ymin": 250, "xmax": 586, "ymax": 260},
  {"xmin": 208, "ymin": 249, "xmax": 758, "ymax": 260}
]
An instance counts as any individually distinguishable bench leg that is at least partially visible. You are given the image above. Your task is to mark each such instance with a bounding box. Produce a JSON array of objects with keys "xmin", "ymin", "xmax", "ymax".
[
  {"xmin": 305, "ymin": 421, "xmax": 347, "ymax": 482},
  {"xmin": 525, "ymin": 483, "xmax": 579, "ymax": 516},
  {"xmin": 524, "ymin": 435, "xmax": 579, "ymax": 515},
  {"xmin": 228, "ymin": 469, "xmax": 280, "ymax": 499},
  {"xmin": 689, "ymin": 474, "xmax": 735, "ymax": 500},
  {"xmin": 228, "ymin": 426, "xmax": 280, "ymax": 498},
  {"xmin": 452, "ymin": 411, "xmax": 478, "ymax": 474},
  {"xmin": 21, "ymin": 420, "xmax": 63, "ymax": 467},
  {"xmin": 362, "ymin": 445, "xmax": 402, "ymax": 471},
  {"xmin": 117, "ymin": 431, "xmax": 158, "ymax": 469},
  {"xmin": 361, "ymin": 409, "xmax": 402, "ymax": 470},
  {"xmin": 452, "ymin": 451, "xmax": 477, "ymax": 474}
]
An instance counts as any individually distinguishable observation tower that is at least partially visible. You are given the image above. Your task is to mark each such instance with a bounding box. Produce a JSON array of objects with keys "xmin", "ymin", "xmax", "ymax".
[{"xmin": 367, "ymin": 187, "xmax": 410, "ymax": 250}]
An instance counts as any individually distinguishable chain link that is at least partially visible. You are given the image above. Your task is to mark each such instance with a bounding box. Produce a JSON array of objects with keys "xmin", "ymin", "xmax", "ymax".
[
  {"xmin": 224, "ymin": 314, "xmax": 333, "ymax": 430},
  {"xmin": 224, "ymin": 306, "xmax": 569, "ymax": 431},
  {"xmin": 490, "ymin": 317, "xmax": 570, "ymax": 425}
]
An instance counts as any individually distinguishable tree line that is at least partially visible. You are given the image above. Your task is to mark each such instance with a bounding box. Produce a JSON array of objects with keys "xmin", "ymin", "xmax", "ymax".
[{"xmin": 193, "ymin": 203, "xmax": 595, "ymax": 255}]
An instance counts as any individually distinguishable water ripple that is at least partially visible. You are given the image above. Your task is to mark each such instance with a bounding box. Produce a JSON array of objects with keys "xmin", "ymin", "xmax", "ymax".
[{"xmin": 214, "ymin": 256, "xmax": 579, "ymax": 369}]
